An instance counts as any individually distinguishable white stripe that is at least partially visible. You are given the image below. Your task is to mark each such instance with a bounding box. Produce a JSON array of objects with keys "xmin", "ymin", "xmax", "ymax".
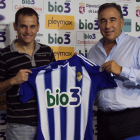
[
  {"xmin": 77, "ymin": 55, "xmax": 94, "ymax": 67},
  {"xmin": 52, "ymin": 69, "xmax": 61, "ymax": 140},
  {"xmin": 77, "ymin": 54, "xmax": 97, "ymax": 66},
  {"xmin": 67, "ymin": 66, "xmax": 76, "ymax": 140},
  {"xmin": 80, "ymin": 67, "xmax": 91, "ymax": 140},
  {"xmin": 36, "ymin": 70, "xmax": 50, "ymax": 140}
]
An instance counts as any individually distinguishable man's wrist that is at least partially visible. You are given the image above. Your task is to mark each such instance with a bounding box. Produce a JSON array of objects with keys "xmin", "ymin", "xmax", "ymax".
[{"xmin": 9, "ymin": 77, "xmax": 16, "ymax": 86}]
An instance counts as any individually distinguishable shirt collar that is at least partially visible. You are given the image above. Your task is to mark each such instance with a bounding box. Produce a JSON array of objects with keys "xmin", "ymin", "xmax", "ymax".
[
  {"xmin": 10, "ymin": 39, "xmax": 40, "ymax": 52},
  {"xmin": 116, "ymin": 31, "xmax": 125, "ymax": 44}
]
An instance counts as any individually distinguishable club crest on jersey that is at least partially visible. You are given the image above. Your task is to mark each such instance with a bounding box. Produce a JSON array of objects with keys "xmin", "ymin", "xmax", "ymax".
[
  {"xmin": 45, "ymin": 87, "xmax": 81, "ymax": 108},
  {"xmin": 76, "ymin": 71, "xmax": 82, "ymax": 81}
]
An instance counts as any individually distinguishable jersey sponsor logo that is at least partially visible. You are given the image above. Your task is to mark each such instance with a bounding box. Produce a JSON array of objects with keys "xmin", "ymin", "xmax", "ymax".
[
  {"xmin": 76, "ymin": 71, "xmax": 82, "ymax": 81},
  {"xmin": 45, "ymin": 87, "xmax": 81, "ymax": 108},
  {"xmin": 45, "ymin": 14, "xmax": 74, "ymax": 30},
  {"xmin": 50, "ymin": 46, "xmax": 74, "ymax": 60}
]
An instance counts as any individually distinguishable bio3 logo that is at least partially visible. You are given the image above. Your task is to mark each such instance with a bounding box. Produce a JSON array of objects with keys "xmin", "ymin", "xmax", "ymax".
[
  {"xmin": 84, "ymin": 33, "xmax": 96, "ymax": 39},
  {"xmin": 22, "ymin": 0, "xmax": 35, "ymax": 5},
  {"xmin": 48, "ymin": 1, "xmax": 71, "ymax": 13},
  {"xmin": 0, "ymin": 0, "xmax": 6, "ymax": 9},
  {"xmin": 48, "ymin": 33, "xmax": 71, "ymax": 45},
  {"xmin": 45, "ymin": 87, "xmax": 81, "ymax": 108},
  {"xmin": 122, "ymin": 5, "xmax": 128, "ymax": 16},
  {"xmin": 0, "ymin": 31, "xmax": 6, "ymax": 42},
  {"xmin": 79, "ymin": 19, "xmax": 99, "ymax": 30}
]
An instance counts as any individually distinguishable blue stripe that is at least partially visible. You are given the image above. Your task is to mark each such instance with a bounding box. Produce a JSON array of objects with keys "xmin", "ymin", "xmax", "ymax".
[
  {"xmin": 74, "ymin": 66, "xmax": 82, "ymax": 140},
  {"xmin": 44, "ymin": 71, "xmax": 55, "ymax": 140},
  {"xmin": 60, "ymin": 66, "xmax": 67, "ymax": 140},
  {"xmin": 84, "ymin": 83, "xmax": 96, "ymax": 140}
]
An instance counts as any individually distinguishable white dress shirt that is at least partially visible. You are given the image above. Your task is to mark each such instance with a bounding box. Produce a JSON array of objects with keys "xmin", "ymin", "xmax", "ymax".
[{"xmin": 88, "ymin": 31, "xmax": 140, "ymax": 111}]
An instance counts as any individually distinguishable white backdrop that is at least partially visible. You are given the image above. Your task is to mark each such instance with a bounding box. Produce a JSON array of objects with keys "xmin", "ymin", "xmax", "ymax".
[{"xmin": 0, "ymin": 0, "xmax": 139, "ymax": 139}]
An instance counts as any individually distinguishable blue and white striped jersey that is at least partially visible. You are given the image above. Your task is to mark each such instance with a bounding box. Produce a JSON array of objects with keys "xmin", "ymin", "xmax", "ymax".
[{"xmin": 19, "ymin": 54, "xmax": 117, "ymax": 140}]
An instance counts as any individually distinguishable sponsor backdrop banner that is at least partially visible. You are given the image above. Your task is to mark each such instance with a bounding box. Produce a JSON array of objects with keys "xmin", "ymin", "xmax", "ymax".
[{"xmin": 0, "ymin": 0, "xmax": 138, "ymax": 139}]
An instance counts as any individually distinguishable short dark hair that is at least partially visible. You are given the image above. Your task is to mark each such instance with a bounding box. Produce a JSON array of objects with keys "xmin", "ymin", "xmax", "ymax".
[
  {"xmin": 15, "ymin": 7, "xmax": 39, "ymax": 25},
  {"xmin": 98, "ymin": 3, "xmax": 123, "ymax": 19}
]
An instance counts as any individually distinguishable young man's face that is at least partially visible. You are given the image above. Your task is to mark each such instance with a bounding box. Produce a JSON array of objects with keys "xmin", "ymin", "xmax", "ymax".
[
  {"xmin": 14, "ymin": 14, "xmax": 39, "ymax": 45},
  {"xmin": 98, "ymin": 7, "xmax": 124, "ymax": 43}
]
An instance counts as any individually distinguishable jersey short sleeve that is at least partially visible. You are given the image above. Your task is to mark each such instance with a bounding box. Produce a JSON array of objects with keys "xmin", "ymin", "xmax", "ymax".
[{"xmin": 19, "ymin": 69, "xmax": 40, "ymax": 103}]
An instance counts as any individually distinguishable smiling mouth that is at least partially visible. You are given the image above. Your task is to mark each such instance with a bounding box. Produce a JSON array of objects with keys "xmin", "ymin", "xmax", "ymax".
[
  {"xmin": 105, "ymin": 31, "xmax": 113, "ymax": 35},
  {"xmin": 24, "ymin": 35, "xmax": 33, "ymax": 38}
]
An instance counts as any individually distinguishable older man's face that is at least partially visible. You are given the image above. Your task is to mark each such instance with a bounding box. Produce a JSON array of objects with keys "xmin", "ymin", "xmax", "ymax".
[{"xmin": 98, "ymin": 7, "xmax": 124, "ymax": 43}]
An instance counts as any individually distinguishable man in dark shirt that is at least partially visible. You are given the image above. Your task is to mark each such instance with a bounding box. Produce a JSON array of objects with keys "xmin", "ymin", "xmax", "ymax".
[{"xmin": 0, "ymin": 7, "xmax": 55, "ymax": 140}]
